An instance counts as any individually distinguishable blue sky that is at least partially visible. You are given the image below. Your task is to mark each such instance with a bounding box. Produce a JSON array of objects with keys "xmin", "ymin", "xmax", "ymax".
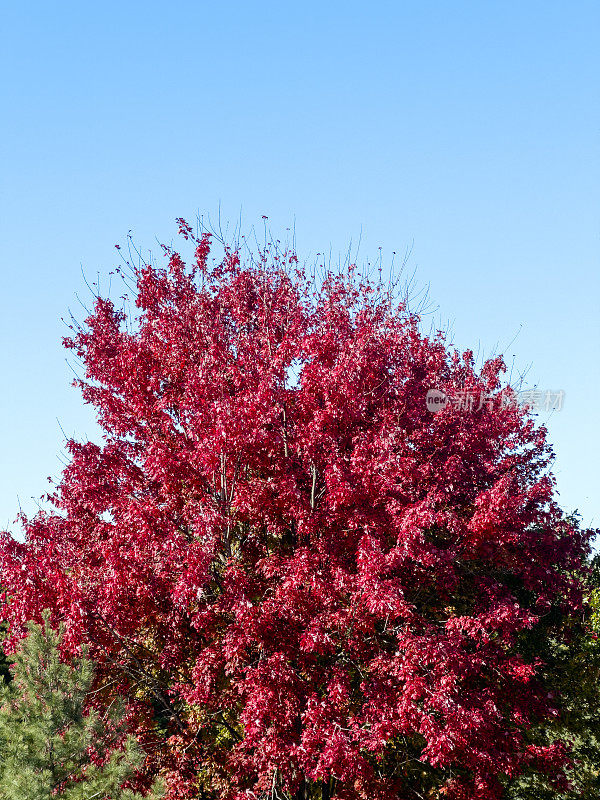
[{"xmin": 1, "ymin": 1, "xmax": 598, "ymax": 533}]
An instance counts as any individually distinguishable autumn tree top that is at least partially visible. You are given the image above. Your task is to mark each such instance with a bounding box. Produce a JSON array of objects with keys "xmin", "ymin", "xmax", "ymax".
[{"xmin": 0, "ymin": 221, "xmax": 591, "ymax": 800}]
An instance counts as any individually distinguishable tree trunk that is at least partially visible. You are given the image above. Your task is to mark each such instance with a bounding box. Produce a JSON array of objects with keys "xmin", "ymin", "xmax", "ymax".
[{"xmin": 294, "ymin": 777, "xmax": 308, "ymax": 800}]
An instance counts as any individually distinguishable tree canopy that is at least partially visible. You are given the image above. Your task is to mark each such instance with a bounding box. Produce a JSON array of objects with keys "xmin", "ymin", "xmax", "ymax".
[{"xmin": 0, "ymin": 222, "xmax": 593, "ymax": 799}]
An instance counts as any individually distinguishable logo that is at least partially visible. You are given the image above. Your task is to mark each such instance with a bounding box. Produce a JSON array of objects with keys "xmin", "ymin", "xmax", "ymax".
[{"xmin": 425, "ymin": 389, "xmax": 449, "ymax": 414}]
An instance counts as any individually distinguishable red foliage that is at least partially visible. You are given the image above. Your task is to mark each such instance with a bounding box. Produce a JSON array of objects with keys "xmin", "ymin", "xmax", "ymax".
[{"xmin": 0, "ymin": 225, "xmax": 590, "ymax": 799}]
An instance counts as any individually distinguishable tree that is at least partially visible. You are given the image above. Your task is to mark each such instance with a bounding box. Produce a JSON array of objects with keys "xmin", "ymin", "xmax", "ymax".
[
  {"xmin": 505, "ymin": 545, "xmax": 600, "ymax": 799},
  {"xmin": 0, "ymin": 220, "xmax": 592, "ymax": 799},
  {"xmin": 0, "ymin": 612, "xmax": 162, "ymax": 800}
]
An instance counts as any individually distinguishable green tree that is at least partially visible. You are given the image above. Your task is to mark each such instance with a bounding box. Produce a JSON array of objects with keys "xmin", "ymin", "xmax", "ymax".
[
  {"xmin": 506, "ymin": 545, "xmax": 600, "ymax": 799},
  {"xmin": 0, "ymin": 612, "xmax": 162, "ymax": 800}
]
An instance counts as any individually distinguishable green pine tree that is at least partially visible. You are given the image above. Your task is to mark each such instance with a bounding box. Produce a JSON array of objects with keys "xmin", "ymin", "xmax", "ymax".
[{"xmin": 0, "ymin": 612, "xmax": 163, "ymax": 800}]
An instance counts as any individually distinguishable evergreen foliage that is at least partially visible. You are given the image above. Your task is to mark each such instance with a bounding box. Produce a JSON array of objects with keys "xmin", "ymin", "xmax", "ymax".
[
  {"xmin": 506, "ymin": 546, "xmax": 600, "ymax": 799},
  {"xmin": 0, "ymin": 612, "xmax": 162, "ymax": 800}
]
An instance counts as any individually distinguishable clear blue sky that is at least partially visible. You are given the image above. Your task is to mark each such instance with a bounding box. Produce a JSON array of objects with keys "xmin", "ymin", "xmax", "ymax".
[{"xmin": 1, "ymin": 1, "xmax": 598, "ymax": 534}]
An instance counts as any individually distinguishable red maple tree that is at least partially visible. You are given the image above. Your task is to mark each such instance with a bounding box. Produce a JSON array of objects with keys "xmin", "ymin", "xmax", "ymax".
[{"xmin": 0, "ymin": 221, "xmax": 590, "ymax": 800}]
